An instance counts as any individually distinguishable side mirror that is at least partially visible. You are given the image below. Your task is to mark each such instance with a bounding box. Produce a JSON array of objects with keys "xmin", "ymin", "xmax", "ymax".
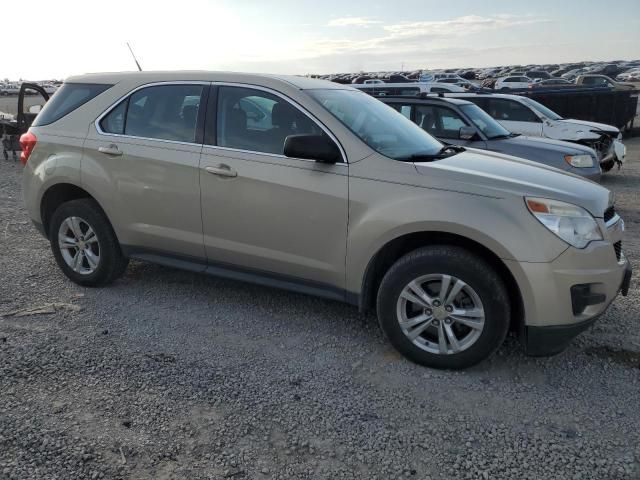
[
  {"xmin": 459, "ymin": 126, "xmax": 477, "ymax": 140},
  {"xmin": 284, "ymin": 134, "xmax": 341, "ymax": 164},
  {"xmin": 29, "ymin": 105, "xmax": 43, "ymax": 114}
]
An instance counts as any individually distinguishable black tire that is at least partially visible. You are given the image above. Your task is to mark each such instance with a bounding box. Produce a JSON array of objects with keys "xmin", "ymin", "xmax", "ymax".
[
  {"xmin": 49, "ymin": 198, "xmax": 128, "ymax": 287},
  {"xmin": 601, "ymin": 159, "xmax": 615, "ymax": 172},
  {"xmin": 499, "ymin": 87, "xmax": 510, "ymax": 92},
  {"xmin": 376, "ymin": 245, "xmax": 510, "ymax": 369}
]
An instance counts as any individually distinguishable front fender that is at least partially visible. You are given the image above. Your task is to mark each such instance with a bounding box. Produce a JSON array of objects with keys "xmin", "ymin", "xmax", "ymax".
[{"xmin": 345, "ymin": 178, "xmax": 568, "ymax": 294}]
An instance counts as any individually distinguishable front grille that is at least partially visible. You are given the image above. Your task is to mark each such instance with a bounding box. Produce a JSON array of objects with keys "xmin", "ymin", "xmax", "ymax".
[
  {"xmin": 614, "ymin": 241, "xmax": 622, "ymax": 261},
  {"xmin": 604, "ymin": 205, "xmax": 616, "ymax": 223}
]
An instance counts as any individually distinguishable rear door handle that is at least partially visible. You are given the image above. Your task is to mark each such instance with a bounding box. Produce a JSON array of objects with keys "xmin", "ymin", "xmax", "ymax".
[
  {"xmin": 205, "ymin": 164, "xmax": 237, "ymax": 178},
  {"xmin": 98, "ymin": 145, "xmax": 123, "ymax": 156}
]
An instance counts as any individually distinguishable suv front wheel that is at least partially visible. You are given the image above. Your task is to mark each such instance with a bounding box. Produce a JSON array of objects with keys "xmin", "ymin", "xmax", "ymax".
[
  {"xmin": 377, "ymin": 246, "xmax": 510, "ymax": 369},
  {"xmin": 49, "ymin": 199, "xmax": 128, "ymax": 287}
]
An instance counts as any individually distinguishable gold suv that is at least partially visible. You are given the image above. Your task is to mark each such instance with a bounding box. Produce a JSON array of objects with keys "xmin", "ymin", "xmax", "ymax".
[{"xmin": 21, "ymin": 72, "xmax": 631, "ymax": 368}]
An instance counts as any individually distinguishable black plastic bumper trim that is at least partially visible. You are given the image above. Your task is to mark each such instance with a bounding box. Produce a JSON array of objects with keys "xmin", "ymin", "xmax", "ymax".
[
  {"xmin": 524, "ymin": 317, "xmax": 598, "ymax": 357},
  {"xmin": 621, "ymin": 262, "xmax": 632, "ymax": 296}
]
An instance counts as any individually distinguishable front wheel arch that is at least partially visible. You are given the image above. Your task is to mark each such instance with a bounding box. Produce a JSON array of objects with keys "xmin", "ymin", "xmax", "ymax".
[{"xmin": 359, "ymin": 231, "xmax": 524, "ymax": 333}]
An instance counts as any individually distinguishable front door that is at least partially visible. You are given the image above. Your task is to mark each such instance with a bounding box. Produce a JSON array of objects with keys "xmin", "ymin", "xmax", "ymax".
[
  {"xmin": 413, "ymin": 104, "xmax": 487, "ymax": 148},
  {"xmin": 199, "ymin": 85, "xmax": 348, "ymax": 294}
]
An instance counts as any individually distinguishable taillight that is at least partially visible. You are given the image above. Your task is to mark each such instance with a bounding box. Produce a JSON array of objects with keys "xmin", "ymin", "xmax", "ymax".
[{"xmin": 19, "ymin": 131, "xmax": 37, "ymax": 166}]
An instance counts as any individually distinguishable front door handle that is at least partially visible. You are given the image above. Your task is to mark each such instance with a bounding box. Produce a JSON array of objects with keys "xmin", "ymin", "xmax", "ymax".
[
  {"xmin": 98, "ymin": 145, "xmax": 123, "ymax": 156},
  {"xmin": 205, "ymin": 164, "xmax": 237, "ymax": 178}
]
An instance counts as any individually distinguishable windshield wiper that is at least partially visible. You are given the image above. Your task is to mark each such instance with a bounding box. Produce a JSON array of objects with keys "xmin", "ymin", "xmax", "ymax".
[
  {"xmin": 402, "ymin": 145, "xmax": 466, "ymax": 162},
  {"xmin": 488, "ymin": 132, "xmax": 520, "ymax": 140}
]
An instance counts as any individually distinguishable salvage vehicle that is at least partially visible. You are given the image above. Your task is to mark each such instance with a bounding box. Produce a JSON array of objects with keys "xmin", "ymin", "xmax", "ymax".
[
  {"xmin": 0, "ymin": 83, "xmax": 20, "ymax": 96},
  {"xmin": 574, "ymin": 75, "xmax": 636, "ymax": 91},
  {"xmin": 354, "ymin": 82, "xmax": 465, "ymax": 96},
  {"xmin": 617, "ymin": 68, "xmax": 640, "ymax": 82},
  {"xmin": 21, "ymin": 72, "xmax": 631, "ymax": 369},
  {"xmin": 529, "ymin": 78, "xmax": 574, "ymax": 88},
  {"xmin": 494, "ymin": 76, "xmax": 532, "ymax": 91},
  {"xmin": 0, "ymin": 83, "xmax": 49, "ymax": 160},
  {"xmin": 380, "ymin": 95, "xmax": 601, "ymax": 181},
  {"xmin": 525, "ymin": 71, "xmax": 552, "ymax": 82},
  {"xmin": 450, "ymin": 93, "xmax": 626, "ymax": 171}
]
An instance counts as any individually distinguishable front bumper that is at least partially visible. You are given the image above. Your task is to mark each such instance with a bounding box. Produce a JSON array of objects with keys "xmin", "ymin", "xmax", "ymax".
[
  {"xmin": 504, "ymin": 217, "xmax": 630, "ymax": 355},
  {"xmin": 524, "ymin": 261, "xmax": 632, "ymax": 356},
  {"xmin": 613, "ymin": 138, "xmax": 626, "ymax": 163},
  {"xmin": 600, "ymin": 138, "xmax": 626, "ymax": 166}
]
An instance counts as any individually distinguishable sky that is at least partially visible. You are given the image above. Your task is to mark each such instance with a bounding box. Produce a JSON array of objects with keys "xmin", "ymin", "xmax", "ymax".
[{"xmin": 2, "ymin": 0, "xmax": 639, "ymax": 80}]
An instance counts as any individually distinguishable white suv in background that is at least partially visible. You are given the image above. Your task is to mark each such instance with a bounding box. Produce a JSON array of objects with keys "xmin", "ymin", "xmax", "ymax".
[{"xmin": 494, "ymin": 76, "xmax": 532, "ymax": 91}]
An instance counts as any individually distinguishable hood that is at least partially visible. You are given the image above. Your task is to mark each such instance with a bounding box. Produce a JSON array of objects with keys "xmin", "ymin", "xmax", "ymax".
[
  {"xmin": 494, "ymin": 135, "xmax": 596, "ymax": 156},
  {"xmin": 558, "ymin": 118, "xmax": 620, "ymax": 135},
  {"xmin": 413, "ymin": 149, "xmax": 610, "ymax": 217}
]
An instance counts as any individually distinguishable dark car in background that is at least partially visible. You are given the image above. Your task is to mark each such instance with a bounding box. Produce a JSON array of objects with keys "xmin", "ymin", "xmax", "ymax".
[
  {"xmin": 380, "ymin": 95, "xmax": 602, "ymax": 181},
  {"xmin": 526, "ymin": 71, "xmax": 552, "ymax": 81}
]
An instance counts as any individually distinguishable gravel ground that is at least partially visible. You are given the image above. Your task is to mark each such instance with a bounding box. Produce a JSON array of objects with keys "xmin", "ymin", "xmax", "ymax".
[{"xmin": 1, "ymin": 140, "xmax": 639, "ymax": 480}]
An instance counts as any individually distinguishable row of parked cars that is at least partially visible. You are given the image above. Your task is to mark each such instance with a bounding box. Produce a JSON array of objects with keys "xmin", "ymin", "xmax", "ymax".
[
  {"xmin": 344, "ymin": 70, "xmax": 636, "ymax": 93},
  {"xmin": 0, "ymin": 82, "xmax": 59, "ymax": 96},
  {"xmin": 19, "ymin": 71, "xmax": 631, "ymax": 370},
  {"xmin": 320, "ymin": 60, "xmax": 640, "ymax": 86},
  {"xmin": 351, "ymin": 85, "xmax": 625, "ymax": 174}
]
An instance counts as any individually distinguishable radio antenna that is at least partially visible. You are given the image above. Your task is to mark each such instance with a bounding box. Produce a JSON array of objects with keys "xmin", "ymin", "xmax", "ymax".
[{"xmin": 126, "ymin": 42, "xmax": 143, "ymax": 72}]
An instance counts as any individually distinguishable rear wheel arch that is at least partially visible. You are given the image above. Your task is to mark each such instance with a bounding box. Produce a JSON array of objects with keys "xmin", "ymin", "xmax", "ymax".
[
  {"xmin": 40, "ymin": 183, "xmax": 110, "ymax": 239},
  {"xmin": 359, "ymin": 231, "xmax": 524, "ymax": 332}
]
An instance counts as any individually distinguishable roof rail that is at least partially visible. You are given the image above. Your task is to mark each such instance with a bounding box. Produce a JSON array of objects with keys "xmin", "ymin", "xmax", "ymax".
[{"xmin": 418, "ymin": 92, "xmax": 447, "ymax": 98}]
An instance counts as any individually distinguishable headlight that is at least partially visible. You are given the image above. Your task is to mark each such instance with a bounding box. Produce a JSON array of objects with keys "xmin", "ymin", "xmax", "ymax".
[
  {"xmin": 525, "ymin": 197, "xmax": 602, "ymax": 248},
  {"xmin": 564, "ymin": 154, "xmax": 594, "ymax": 168}
]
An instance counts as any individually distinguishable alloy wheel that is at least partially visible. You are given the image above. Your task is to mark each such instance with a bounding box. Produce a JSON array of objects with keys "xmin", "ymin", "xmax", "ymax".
[
  {"xmin": 396, "ymin": 274, "xmax": 485, "ymax": 355},
  {"xmin": 57, "ymin": 216, "xmax": 101, "ymax": 275}
]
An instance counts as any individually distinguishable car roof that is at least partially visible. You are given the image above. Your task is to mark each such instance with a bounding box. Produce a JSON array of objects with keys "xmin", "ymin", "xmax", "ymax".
[
  {"xmin": 380, "ymin": 95, "xmax": 474, "ymax": 106},
  {"xmin": 64, "ymin": 71, "xmax": 349, "ymax": 91}
]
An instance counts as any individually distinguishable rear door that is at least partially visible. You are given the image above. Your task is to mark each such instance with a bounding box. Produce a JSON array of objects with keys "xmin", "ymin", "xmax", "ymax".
[
  {"xmin": 83, "ymin": 83, "xmax": 207, "ymax": 260},
  {"xmin": 199, "ymin": 84, "xmax": 348, "ymax": 294},
  {"xmin": 485, "ymin": 98, "xmax": 543, "ymax": 136}
]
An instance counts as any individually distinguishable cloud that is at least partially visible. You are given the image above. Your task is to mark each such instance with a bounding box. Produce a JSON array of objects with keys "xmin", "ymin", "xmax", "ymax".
[
  {"xmin": 383, "ymin": 14, "xmax": 548, "ymax": 38},
  {"xmin": 314, "ymin": 14, "xmax": 551, "ymax": 56},
  {"xmin": 327, "ymin": 17, "xmax": 381, "ymax": 27}
]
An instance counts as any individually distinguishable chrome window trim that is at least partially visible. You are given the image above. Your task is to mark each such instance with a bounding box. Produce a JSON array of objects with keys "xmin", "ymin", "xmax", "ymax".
[
  {"xmin": 94, "ymin": 81, "xmax": 210, "ymax": 147},
  {"xmin": 201, "ymin": 143, "xmax": 348, "ymax": 167},
  {"xmin": 212, "ymin": 81, "xmax": 348, "ymax": 164},
  {"xmin": 94, "ymin": 80, "xmax": 348, "ymax": 163}
]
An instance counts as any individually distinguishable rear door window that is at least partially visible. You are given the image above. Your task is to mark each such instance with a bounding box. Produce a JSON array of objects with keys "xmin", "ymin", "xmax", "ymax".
[
  {"xmin": 100, "ymin": 84, "xmax": 204, "ymax": 143},
  {"xmin": 33, "ymin": 83, "xmax": 112, "ymax": 126},
  {"xmin": 487, "ymin": 99, "xmax": 540, "ymax": 122}
]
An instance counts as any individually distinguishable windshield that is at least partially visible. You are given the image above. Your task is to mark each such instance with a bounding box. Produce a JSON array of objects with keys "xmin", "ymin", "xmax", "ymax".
[
  {"xmin": 519, "ymin": 97, "xmax": 562, "ymax": 121},
  {"xmin": 308, "ymin": 89, "xmax": 442, "ymax": 160},
  {"xmin": 459, "ymin": 104, "xmax": 511, "ymax": 139}
]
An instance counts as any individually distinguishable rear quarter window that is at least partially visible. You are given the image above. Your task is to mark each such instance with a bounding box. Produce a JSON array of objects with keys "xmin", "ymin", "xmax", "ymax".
[{"xmin": 32, "ymin": 83, "xmax": 112, "ymax": 126}]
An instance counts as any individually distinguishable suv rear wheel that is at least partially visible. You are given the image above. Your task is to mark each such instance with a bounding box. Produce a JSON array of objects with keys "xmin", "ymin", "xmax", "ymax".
[
  {"xmin": 376, "ymin": 245, "xmax": 510, "ymax": 369},
  {"xmin": 49, "ymin": 199, "xmax": 128, "ymax": 287}
]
